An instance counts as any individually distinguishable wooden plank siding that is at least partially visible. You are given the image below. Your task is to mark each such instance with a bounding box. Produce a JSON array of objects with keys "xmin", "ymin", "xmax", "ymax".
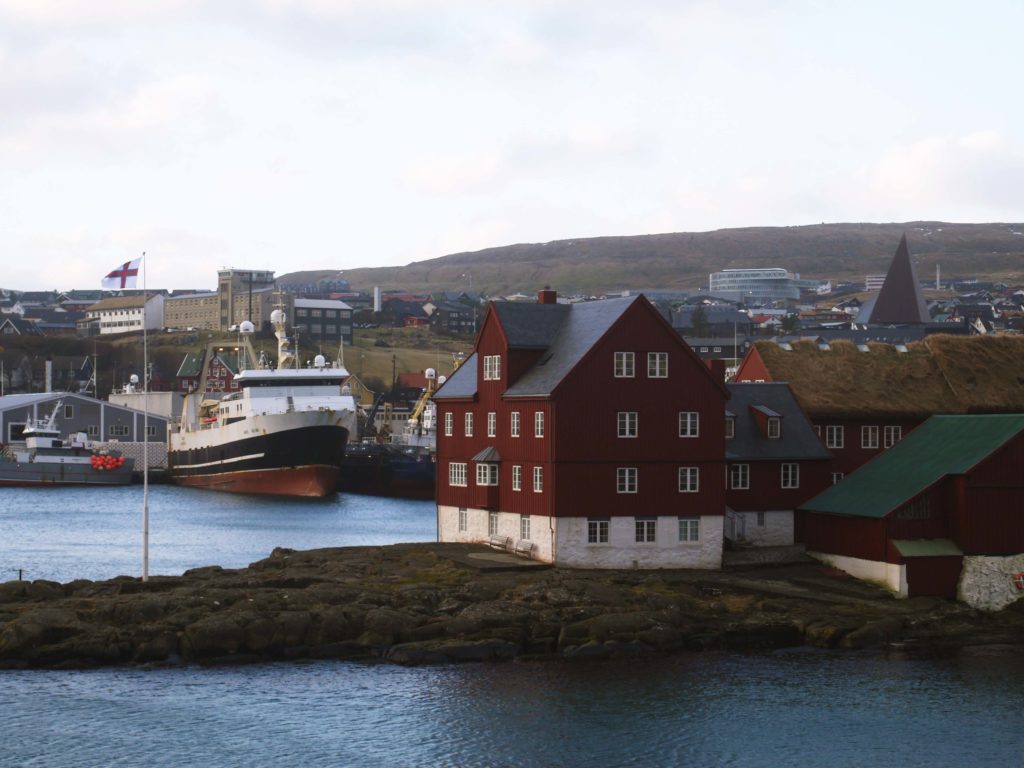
[
  {"xmin": 958, "ymin": 434, "xmax": 1024, "ymax": 554},
  {"xmin": 727, "ymin": 460, "xmax": 832, "ymax": 512}
]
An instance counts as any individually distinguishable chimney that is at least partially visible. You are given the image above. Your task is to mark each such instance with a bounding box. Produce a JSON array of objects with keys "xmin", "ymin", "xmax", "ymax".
[
  {"xmin": 538, "ymin": 287, "xmax": 557, "ymax": 305},
  {"xmin": 704, "ymin": 358, "xmax": 725, "ymax": 381}
]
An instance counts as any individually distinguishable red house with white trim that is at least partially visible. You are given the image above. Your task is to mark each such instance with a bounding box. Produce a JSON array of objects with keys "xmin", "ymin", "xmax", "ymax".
[{"xmin": 433, "ymin": 290, "xmax": 729, "ymax": 568}]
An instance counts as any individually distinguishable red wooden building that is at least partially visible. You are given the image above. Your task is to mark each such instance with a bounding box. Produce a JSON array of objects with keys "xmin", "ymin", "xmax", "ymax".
[
  {"xmin": 798, "ymin": 414, "xmax": 1024, "ymax": 605},
  {"xmin": 433, "ymin": 290, "xmax": 728, "ymax": 568},
  {"xmin": 734, "ymin": 335, "xmax": 1024, "ymax": 478},
  {"xmin": 724, "ymin": 383, "xmax": 832, "ymax": 546}
]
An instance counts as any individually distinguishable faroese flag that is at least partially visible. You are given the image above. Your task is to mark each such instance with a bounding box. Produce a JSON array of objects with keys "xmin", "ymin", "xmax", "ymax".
[{"xmin": 101, "ymin": 258, "xmax": 142, "ymax": 290}]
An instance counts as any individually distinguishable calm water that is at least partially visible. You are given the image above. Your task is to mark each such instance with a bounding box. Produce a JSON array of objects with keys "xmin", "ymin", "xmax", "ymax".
[{"xmin": 1, "ymin": 488, "xmax": 1022, "ymax": 766}]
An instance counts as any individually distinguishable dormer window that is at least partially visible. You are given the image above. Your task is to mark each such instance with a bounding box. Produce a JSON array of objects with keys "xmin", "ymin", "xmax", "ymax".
[
  {"xmin": 483, "ymin": 354, "xmax": 501, "ymax": 381},
  {"xmin": 725, "ymin": 416, "xmax": 735, "ymax": 439},
  {"xmin": 767, "ymin": 416, "xmax": 781, "ymax": 439}
]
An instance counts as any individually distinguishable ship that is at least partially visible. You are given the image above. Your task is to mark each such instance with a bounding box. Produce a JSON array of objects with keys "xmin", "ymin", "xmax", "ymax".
[
  {"xmin": 0, "ymin": 401, "xmax": 134, "ymax": 486},
  {"xmin": 167, "ymin": 307, "xmax": 358, "ymax": 498}
]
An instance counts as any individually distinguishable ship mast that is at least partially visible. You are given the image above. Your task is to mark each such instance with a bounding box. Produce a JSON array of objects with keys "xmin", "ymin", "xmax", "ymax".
[{"xmin": 271, "ymin": 290, "xmax": 295, "ymax": 370}]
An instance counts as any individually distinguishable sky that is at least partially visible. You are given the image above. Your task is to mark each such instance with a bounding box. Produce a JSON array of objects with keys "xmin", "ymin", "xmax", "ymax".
[{"xmin": 2, "ymin": 0, "xmax": 1022, "ymax": 292}]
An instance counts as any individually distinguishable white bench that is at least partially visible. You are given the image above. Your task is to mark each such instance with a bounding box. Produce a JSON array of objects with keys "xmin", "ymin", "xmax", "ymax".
[
  {"xmin": 513, "ymin": 540, "xmax": 535, "ymax": 559},
  {"xmin": 488, "ymin": 535, "xmax": 512, "ymax": 551}
]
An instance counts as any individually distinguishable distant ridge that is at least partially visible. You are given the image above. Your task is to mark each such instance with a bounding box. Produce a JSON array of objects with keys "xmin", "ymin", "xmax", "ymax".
[{"xmin": 279, "ymin": 222, "xmax": 1024, "ymax": 295}]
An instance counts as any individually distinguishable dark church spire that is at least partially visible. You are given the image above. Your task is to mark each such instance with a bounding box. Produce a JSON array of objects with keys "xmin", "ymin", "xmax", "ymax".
[{"xmin": 869, "ymin": 235, "xmax": 930, "ymax": 324}]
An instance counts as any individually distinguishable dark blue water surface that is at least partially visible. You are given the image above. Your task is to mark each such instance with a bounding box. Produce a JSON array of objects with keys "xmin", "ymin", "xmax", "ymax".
[{"xmin": 1, "ymin": 488, "xmax": 1023, "ymax": 766}]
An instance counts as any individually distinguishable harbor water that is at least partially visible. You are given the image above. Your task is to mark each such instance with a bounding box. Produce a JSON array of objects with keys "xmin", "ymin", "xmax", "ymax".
[{"xmin": 1, "ymin": 486, "xmax": 1022, "ymax": 767}]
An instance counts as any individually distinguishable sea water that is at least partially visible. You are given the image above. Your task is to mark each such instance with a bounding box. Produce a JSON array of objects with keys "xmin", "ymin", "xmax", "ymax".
[{"xmin": 1, "ymin": 487, "xmax": 1022, "ymax": 767}]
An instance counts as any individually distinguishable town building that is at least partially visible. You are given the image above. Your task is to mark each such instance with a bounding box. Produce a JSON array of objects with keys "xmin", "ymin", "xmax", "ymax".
[
  {"xmin": 434, "ymin": 290, "xmax": 728, "ymax": 568},
  {"xmin": 708, "ymin": 268, "xmax": 816, "ymax": 305},
  {"xmin": 175, "ymin": 349, "xmax": 242, "ymax": 394},
  {"xmin": 85, "ymin": 294, "xmax": 165, "ymax": 336},
  {"xmin": 733, "ymin": 334, "xmax": 1024, "ymax": 477},
  {"xmin": 292, "ymin": 298, "xmax": 354, "ymax": 350},
  {"xmin": 0, "ymin": 392, "xmax": 169, "ymax": 447},
  {"xmin": 799, "ymin": 415, "xmax": 1024, "ymax": 608},
  {"xmin": 724, "ymin": 383, "xmax": 833, "ymax": 546},
  {"xmin": 162, "ymin": 291, "xmax": 220, "ymax": 330}
]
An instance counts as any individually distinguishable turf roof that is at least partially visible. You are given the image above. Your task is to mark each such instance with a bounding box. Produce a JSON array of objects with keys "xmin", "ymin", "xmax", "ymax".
[{"xmin": 800, "ymin": 414, "xmax": 1024, "ymax": 518}]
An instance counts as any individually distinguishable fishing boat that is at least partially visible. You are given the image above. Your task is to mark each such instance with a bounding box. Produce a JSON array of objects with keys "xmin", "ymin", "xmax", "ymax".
[
  {"xmin": 167, "ymin": 307, "xmax": 358, "ymax": 498},
  {"xmin": 0, "ymin": 401, "xmax": 134, "ymax": 486}
]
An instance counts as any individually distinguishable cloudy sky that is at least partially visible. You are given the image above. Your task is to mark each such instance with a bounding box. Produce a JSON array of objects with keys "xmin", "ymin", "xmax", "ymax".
[{"xmin": 3, "ymin": 0, "xmax": 1022, "ymax": 291}]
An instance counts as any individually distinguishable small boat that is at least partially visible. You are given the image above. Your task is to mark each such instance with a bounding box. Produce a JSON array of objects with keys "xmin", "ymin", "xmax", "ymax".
[{"xmin": 0, "ymin": 401, "xmax": 134, "ymax": 487}]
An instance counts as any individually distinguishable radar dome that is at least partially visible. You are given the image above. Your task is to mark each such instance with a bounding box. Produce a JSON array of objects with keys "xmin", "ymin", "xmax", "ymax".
[
  {"xmin": 314, "ymin": 354, "xmax": 327, "ymax": 368},
  {"xmin": 129, "ymin": 374, "xmax": 139, "ymax": 384},
  {"xmin": 270, "ymin": 309, "xmax": 285, "ymax": 325},
  {"xmin": 425, "ymin": 368, "xmax": 436, "ymax": 380},
  {"xmin": 437, "ymin": 375, "xmax": 447, "ymax": 385},
  {"xmin": 239, "ymin": 320, "xmax": 255, "ymax": 334}
]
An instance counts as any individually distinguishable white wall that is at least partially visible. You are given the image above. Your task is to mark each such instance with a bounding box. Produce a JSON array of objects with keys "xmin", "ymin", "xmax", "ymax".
[
  {"xmin": 808, "ymin": 551, "xmax": 907, "ymax": 596},
  {"xmin": 959, "ymin": 554, "xmax": 1024, "ymax": 612},
  {"xmin": 730, "ymin": 510, "xmax": 793, "ymax": 546}
]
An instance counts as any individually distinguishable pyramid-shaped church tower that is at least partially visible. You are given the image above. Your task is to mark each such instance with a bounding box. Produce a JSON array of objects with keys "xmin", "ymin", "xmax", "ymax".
[{"xmin": 856, "ymin": 235, "xmax": 930, "ymax": 324}]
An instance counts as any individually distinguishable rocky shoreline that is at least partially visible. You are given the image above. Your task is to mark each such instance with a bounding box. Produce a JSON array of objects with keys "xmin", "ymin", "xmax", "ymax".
[{"xmin": 1, "ymin": 543, "xmax": 1022, "ymax": 670}]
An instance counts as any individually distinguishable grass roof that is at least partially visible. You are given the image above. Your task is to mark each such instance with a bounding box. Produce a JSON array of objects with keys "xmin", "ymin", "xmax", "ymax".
[{"xmin": 753, "ymin": 334, "xmax": 1024, "ymax": 417}]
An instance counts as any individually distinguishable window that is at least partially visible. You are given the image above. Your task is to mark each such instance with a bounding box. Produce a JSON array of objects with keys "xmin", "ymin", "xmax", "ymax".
[
  {"xmin": 757, "ymin": 511, "xmax": 766, "ymax": 527},
  {"xmin": 588, "ymin": 519, "xmax": 610, "ymax": 544},
  {"xmin": 781, "ymin": 462, "xmax": 799, "ymax": 489},
  {"xmin": 729, "ymin": 463, "xmax": 749, "ymax": 489},
  {"xmin": 487, "ymin": 412, "xmax": 496, "ymax": 438},
  {"xmin": 109, "ymin": 425, "xmax": 129, "ymax": 437},
  {"xmin": 532, "ymin": 466, "xmax": 543, "ymax": 493},
  {"xmin": 488, "ymin": 512, "xmax": 499, "ymax": 537},
  {"xmin": 617, "ymin": 467, "xmax": 638, "ymax": 494},
  {"xmin": 678, "ymin": 517, "xmax": 700, "ymax": 542},
  {"xmin": 512, "ymin": 465, "xmax": 522, "ymax": 491},
  {"xmin": 86, "ymin": 425, "xmax": 99, "ymax": 437},
  {"xmin": 534, "ymin": 411, "xmax": 545, "ymax": 438},
  {"xmin": 617, "ymin": 411, "xmax": 638, "ymax": 438},
  {"xmin": 826, "ymin": 425, "xmax": 844, "ymax": 449},
  {"xmin": 520, "ymin": 515, "xmax": 531, "ymax": 540},
  {"xmin": 444, "ymin": 412, "xmax": 453, "ymax": 437},
  {"xmin": 767, "ymin": 417, "xmax": 781, "ymax": 439},
  {"xmin": 614, "ymin": 351, "xmax": 635, "ymax": 378},
  {"xmin": 458, "ymin": 508, "xmax": 468, "ymax": 532},
  {"xmin": 725, "ymin": 417, "xmax": 735, "ymax": 439},
  {"xmin": 647, "ymin": 352, "xmax": 668, "ymax": 378},
  {"xmin": 831, "ymin": 472, "xmax": 844, "ymax": 485},
  {"xmin": 861, "ymin": 425, "xmax": 879, "ymax": 449},
  {"xmin": 64, "ymin": 404, "xmax": 74, "ymax": 418},
  {"xmin": 635, "ymin": 519, "xmax": 656, "ymax": 543},
  {"xmin": 713, "ymin": 346, "xmax": 722, "ymax": 353},
  {"xmin": 678, "ymin": 467, "xmax": 699, "ymax": 493},
  {"xmin": 897, "ymin": 497, "xmax": 931, "ymax": 520},
  {"xmin": 884, "ymin": 425, "xmax": 902, "ymax": 448},
  {"xmin": 483, "ymin": 354, "xmax": 501, "ymax": 381},
  {"xmin": 511, "ymin": 411, "xmax": 520, "ymax": 437},
  {"xmin": 679, "ymin": 411, "xmax": 699, "ymax": 438},
  {"xmin": 147, "ymin": 425, "xmax": 157, "ymax": 437},
  {"xmin": 464, "ymin": 412, "xmax": 473, "ymax": 437},
  {"xmin": 476, "ymin": 463, "xmax": 498, "ymax": 485},
  {"xmin": 448, "ymin": 462, "xmax": 467, "ymax": 486}
]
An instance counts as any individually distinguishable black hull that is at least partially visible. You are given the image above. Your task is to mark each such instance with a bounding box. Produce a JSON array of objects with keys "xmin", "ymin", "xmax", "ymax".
[
  {"xmin": 337, "ymin": 443, "xmax": 436, "ymax": 500},
  {"xmin": 168, "ymin": 425, "xmax": 349, "ymax": 494}
]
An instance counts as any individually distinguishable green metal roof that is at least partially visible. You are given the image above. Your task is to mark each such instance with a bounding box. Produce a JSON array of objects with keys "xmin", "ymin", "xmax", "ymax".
[
  {"xmin": 800, "ymin": 414, "xmax": 1024, "ymax": 518},
  {"xmin": 892, "ymin": 539, "xmax": 963, "ymax": 558}
]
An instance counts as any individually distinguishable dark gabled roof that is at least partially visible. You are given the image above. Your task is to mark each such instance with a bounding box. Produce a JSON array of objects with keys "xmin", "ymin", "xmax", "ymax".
[
  {"xmin": 491, "ymin": 302, "xmax": 571, "ymax": 349},
  {"xmin": 503, "ymin": 297, "xmax": 634, "ymax": 396},
  {"xmin": 432, "ymin": 352, "xmax": 478, "ymax": 400},
  {"xmin": 0, "ymin": 317, "xmax": 44, "ymax": 336},
  {"xmin": 800, "ymin": 414, "xmax": 1024, "ymax": 518},
  {"xmin": 175, "ymin": 352, "xmax": 204, "ymax": 378},
  {"xmin": 726, "ymin": 383, "xmax": 832, "ymax": 461}
]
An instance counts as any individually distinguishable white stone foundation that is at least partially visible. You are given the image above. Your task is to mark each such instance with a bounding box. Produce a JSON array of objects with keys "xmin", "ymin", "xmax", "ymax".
[
  {"xmin": 437, "ymin": 506, "xmax": 723, "ymax": 569},
  {"xmin": 808, "ymin": 551, "xmax": 907, "ymax": 597},
  {"xmin": 959, "ymin": 554, "xmax": 1024, "ymax": 612},
  {"xmin": 728, "ymin": 510, "xmax": 793, "ymax": 547}
]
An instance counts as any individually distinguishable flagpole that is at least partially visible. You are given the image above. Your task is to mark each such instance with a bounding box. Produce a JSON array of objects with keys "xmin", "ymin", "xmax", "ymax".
[{"xmin": 142, "ymin": 252, "xmax": 149, "ymax": 583}]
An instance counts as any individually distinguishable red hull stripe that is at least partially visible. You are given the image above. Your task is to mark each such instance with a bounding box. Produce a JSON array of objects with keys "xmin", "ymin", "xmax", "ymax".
[{"xmin": 172, "ymin": 465, "xmax": 339, "ymax": 498}]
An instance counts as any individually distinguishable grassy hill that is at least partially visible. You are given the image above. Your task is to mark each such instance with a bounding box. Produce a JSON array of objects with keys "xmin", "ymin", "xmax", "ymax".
[{"xmin": 280, "ymin": 221, "xmax": 1024, "ymax": 296}]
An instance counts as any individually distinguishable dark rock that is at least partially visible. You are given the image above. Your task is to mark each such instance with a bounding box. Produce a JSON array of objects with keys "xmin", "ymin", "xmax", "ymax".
[
  {"xmin": 564, "ymin": 640, "xmax": 613, "ymax": 660},
  {"xmin": 840, "ymin": 618, "xmax": 904, "ymax": 649},
  {"xmin": 181, "ymin": 614, "xmax": 245, "ymax": 657}
]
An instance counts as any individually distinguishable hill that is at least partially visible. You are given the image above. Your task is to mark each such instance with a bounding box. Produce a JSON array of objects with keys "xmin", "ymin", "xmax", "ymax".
[{"xmin": 279, "ymin": 221, "xmax": 1024, "ymax": 296}]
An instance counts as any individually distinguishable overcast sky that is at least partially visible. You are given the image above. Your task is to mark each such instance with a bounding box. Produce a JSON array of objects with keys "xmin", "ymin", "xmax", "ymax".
[{"xmin": 2, "ymin": 0, "xmax": 1022, "ymax": 291}]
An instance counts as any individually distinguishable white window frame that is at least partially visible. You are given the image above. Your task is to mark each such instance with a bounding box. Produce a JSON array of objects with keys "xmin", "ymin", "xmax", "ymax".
[
  {"xmin": 678, "ymin": 467, "xmax": 699, "ymax": 493},
  {"xmin": 588, "ymin": 519, "xmax": 609, "ymax": 544},
  {"xmin": 614, "ymin": 351, "xmax": 635, "ymax": 378},
  {"xmin": 487, "ymin": 411, "xmax": 496, "ymax": 438},
  {"xmin": 647, "ymin": 352, "xmax": 668, "ymax": 378},
  {"xmin": 464, "ymin": 412, "xmax": 473, "ymax": 437},
  {"xmin": 826, "ymin": 425, "xmax": 844, "ymax": 449},
  {"xmin": 64, "ymin": 404, "xmax": 74, "ymax": 418},
  {"xmin": 534, "ymin": 411, "xmax": 545, "ymax": 438},
  {"xmin": 884, "ymin": 425, "xmax": 902, "ymax": 448},
  {"xmin": 861, "ymin": 425, "xmax": 879, "ymax": 449},
  {"xmin": 109, "ymin": 424, "xmax": 129, "ymax": 437},
  {"xmin": 729, "ymin": 463, "xmax": 749, "ymax": 490},
  {"xmin": 617, "ymin": 467, "xmax": 638, "ymax": 494},
  {"xmin": 635, "ymin": 519, "xmax": 656, "ymax": 543},
  {"xmin": 832, "ymin": 472, "xmax": 844, "ymax": 485},
  {"xmin": 617, "ymin": 411, "xmax": 638, "ymax": 438},
  {"xmin": 488, "ymin": 511, "xmax": 499, "ymax": 537},
  {"xmin": 458, "ymin": 507, "xmax": 468, "ymax": 532},
  {"xmin": 512, "ymin": 465, "xmax": 522, "ymax": 491},
  {"xmin": 725, "ymin": 417, "xmax": 735, "ymax": 439},
  {"xmin": 678, "ymin": 517, "xmax": 700, "ymax": 543},
  {"xmin": 482, "ymin": 354, "xmax": 501, "ymax": 381},
  {"xmin": 511, "ymin": 411, "xmax": 520, "ymax": 438},
  {"xmin": 679, "ymin": 411, "xmax": 699, "ymax": 438},
  {"xmin": 86, "ymin": 425, "xmax": 99, "ymax": 437},
  {"xmin": 520, "ymin": 515, "xmax": 531, "ymax": 540},
  {"xmin": 781, "ymin": 462, "xmax": 799, "ymax": 489},
  {"xmin": 476, "ymin": 463, "xmax": 498, "ymax": 486},
  {"xmin": 449, "ymin": 462, "xmax": 467, "ymax": 487},
  {"xmin": 532, "ymin": 466, "xmax": 543, "ymax": 493},
  {"xmin": 767, "ymin": 417, "xmax": 781, "ymax": 439}
]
